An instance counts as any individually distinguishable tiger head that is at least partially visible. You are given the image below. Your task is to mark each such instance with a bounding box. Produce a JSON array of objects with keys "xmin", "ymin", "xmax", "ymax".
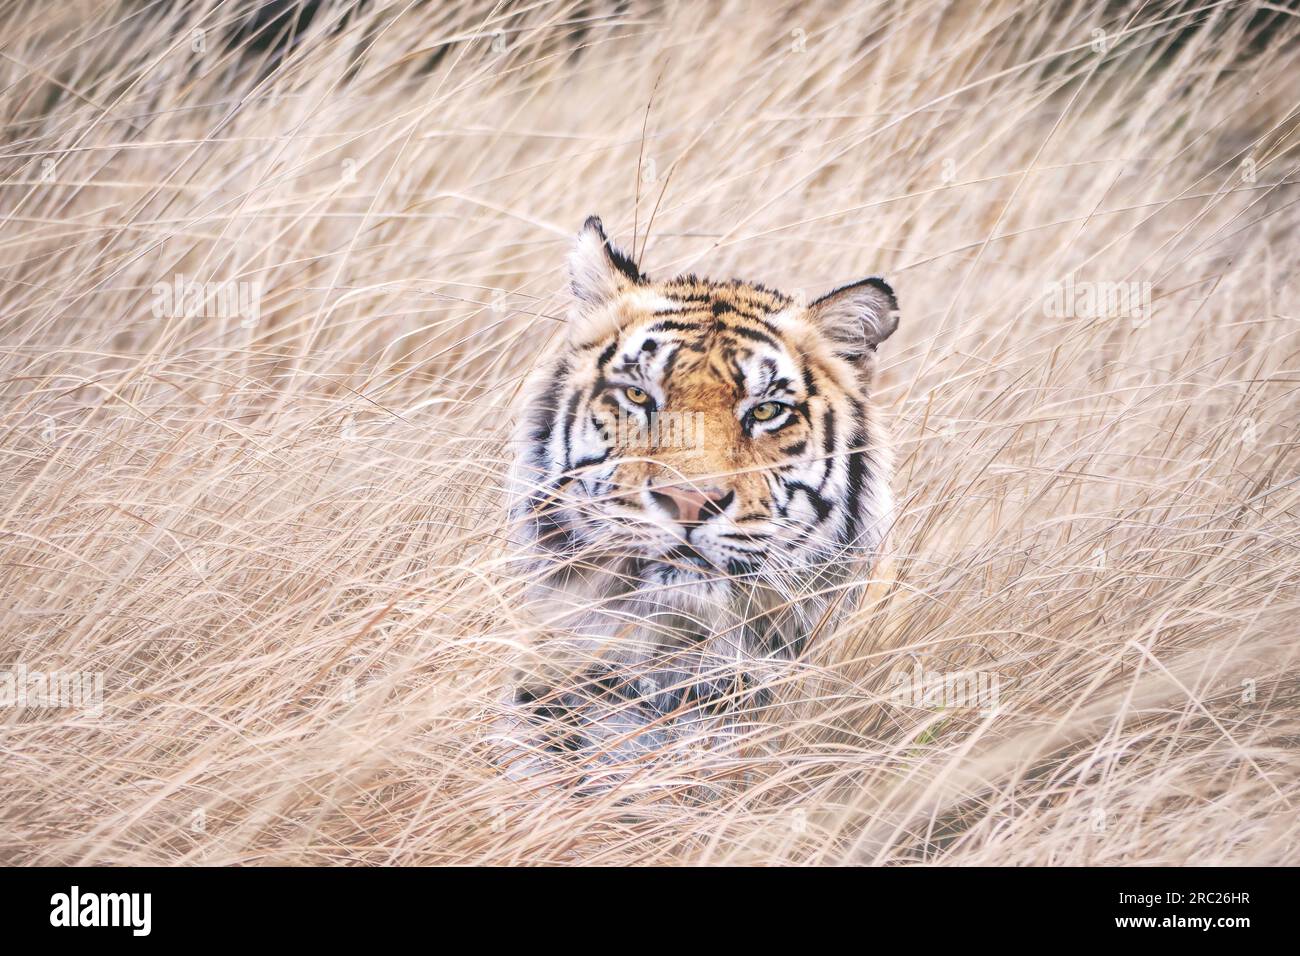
[{"xmin": 511, "ymin": 216, "xmax": 898, "ymax": 626}]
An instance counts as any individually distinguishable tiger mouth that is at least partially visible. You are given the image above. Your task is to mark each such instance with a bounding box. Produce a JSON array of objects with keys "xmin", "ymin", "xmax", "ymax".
[{"xmin": 655, "ymin": 546, "xmax": 714, "ymax": 572}]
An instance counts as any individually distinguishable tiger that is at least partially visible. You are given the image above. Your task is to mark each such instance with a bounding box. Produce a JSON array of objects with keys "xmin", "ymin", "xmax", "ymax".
[{"xmin": 501, "ymin": 216, "xmax": 899, "ymax": 789}]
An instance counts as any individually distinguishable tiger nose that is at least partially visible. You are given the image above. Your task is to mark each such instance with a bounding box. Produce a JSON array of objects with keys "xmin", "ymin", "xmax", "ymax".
[{"xmin": 650, "ymin": 485, "xmax": 734, "ymax": 526}]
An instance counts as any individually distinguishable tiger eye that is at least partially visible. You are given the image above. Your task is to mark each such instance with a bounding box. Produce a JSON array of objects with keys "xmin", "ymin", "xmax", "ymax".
[
  {"xmin": 625, "ymin": 386, "xmax": 650, "ymax": 405},
  {"xmin": 752, "ymin": 401, "xmax": 782, "ymax": 422}
]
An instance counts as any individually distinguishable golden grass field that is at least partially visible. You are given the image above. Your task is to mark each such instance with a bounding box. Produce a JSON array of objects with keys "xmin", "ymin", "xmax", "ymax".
[{"xmin": 1, "ymin": 0, "xmax": 1297, "ymax": 865}]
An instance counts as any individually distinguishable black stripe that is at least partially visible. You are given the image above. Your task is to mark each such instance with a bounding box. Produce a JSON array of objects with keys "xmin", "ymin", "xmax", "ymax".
[
  {"xmin": 765, "ymin": 412, "xmax": 803, "ymax": 436},
  {"xmin": 802, "ymin": 365, "xmax": 819, "ymax": 397},
  {"xmin": 782, "ymin": 481, "xmax": 833, "ymax": 522},
  {"xmin": 560, "ymin": 388, "xmax": 582, "ymax": 470},
  {"xmin": 571, "ymin": 450, "xmax": 609, "ymax": 471},
  {"xmin": 725, "ymin": 323, "xmax": 782, "ymax": 349},
  {"xmin": 533, "ymin": 507, "xmax": 578, "ymax": 554},
  {"xmin": 661, "ymin": 342, "xmax": 685, "ymax": 378},
  {"xmin": 596, "ymin": 340, "xmax": 619, "ymax": 368},
  {"xmin": 820, "ymin": 408, "xmax": 836, "ymax": 488},
  {"xmin": 841, "ymin": 400, "xmax": 869, "ymax": 546},
  {"xmin": 527, "ymin": 359, "xmax": 569, "ymax": 447},
  {"xmin": 842, "ymin": 440, "xmax": 868, "ymax": 545},
  {"xmin": 647, "ymin": 319, "xmax": 700, "ymax": 333},
  {"xmin": 718, "ymin": 530, "xmax": 770, "ymax": 542}
]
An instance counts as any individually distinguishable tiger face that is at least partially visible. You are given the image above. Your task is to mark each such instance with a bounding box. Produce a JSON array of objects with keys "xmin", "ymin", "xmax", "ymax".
[{"xmin": 512, "ymin": 216, "xmax": 898, "ymax": 627}]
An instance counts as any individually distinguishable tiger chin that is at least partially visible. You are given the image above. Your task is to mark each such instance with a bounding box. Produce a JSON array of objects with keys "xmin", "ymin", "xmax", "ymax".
[{"xmin": 499, "ymin": 215, "xmax": 898, "ymax": 792}]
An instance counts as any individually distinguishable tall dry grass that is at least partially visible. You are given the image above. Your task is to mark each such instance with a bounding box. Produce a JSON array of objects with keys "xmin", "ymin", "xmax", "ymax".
[{"xmin": 0, "ymin": 0, "xmax": 1297, "ymax": 865}]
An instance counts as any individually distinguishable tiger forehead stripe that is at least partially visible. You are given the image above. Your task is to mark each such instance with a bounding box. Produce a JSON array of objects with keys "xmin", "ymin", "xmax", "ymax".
[
  {"xmin": 580, "ymin": 287, "xmax": 813, "ymax": 397},
  {"xmin": 659, "ymin": 275, "xmax": 792, "ymax": 307},
  {"xmin": 636, "ymin": 295, "xmax": 792, "ymax": 347}
]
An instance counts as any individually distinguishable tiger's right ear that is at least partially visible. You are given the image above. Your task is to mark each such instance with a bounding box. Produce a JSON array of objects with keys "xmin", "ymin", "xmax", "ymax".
[
  {"xmin": 805, "ymin": 277, "xmax": 899, "ymax": 363},
  {"xmin": 568, "ymin": 216, "xmax": 643, "ymax": 308}
]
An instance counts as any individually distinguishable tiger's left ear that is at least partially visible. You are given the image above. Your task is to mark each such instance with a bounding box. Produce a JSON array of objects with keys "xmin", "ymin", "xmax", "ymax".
[
  {"xmin": 568, "ymin": 216, "xmax": 643, "ymax": 308},
  {"xmin": 805, "ymin": 277, "xmax": 899, "ymax": 363}
]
